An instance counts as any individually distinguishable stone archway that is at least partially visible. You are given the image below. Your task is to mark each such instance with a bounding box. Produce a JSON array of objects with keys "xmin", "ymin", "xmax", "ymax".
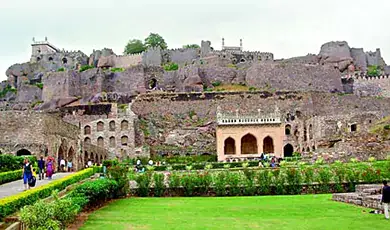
[
  {"xmin": 283, "ymin": 144, "xmax": 294, "ymax": 157},
  {"xmin": 224, "ymin": 137, "xmax": 236, "ymax": 155},
  {"xmin": 241, "ymin": 134, "xmax": 258, "ymax": 154},
  {"xmin": 84, "ymin": 151, "xmax": 89, "ymax": 166},
  {"xmin": 285, "ymin": 125, "xmax": 291, "ymax": 135},
  {"xmin": 16, "ymin": 149, "xmax": 31, "ymax": 156},
  {"xmin": 68, "ymin": 147, "xmax": 75, "ymax": 164},
  {"xmin": 263, "ymin": 136, "xmax": 274, "ymax": 154}
]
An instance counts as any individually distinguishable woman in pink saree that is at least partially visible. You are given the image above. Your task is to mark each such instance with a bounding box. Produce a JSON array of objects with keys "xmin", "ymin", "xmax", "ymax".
[{"xmin": 46, "ymin": 158, "xmax": 54, "ymax": 179}]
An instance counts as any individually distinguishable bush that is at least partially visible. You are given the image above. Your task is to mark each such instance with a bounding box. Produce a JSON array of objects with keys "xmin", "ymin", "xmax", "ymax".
[
  {"xmin": 0, "ymin": 168, "xmax": 94, "ymax": 219},
  {"xmin": 103, "ymin": 159, "xmax": 119, "ymax": 168},
  {"xmin": 163, "ymin": 62, "xmax": 179, "ymax": 71},
  {"xmin": 153, "ymin": 173, "xmax": 165, "ymax": 197},
  {"xmin": 135, "ymin": 173, "xmax": 152, "ymax": 197},
  {"xmin": 107, "ymin": 165, "xmax": 128, "ymax": 196},
  {"xmin": 69, "ymin": 179, "xmax": 118, "ymax": 207},
  {"xmin": 0, "ymin": 170, "xmax": 23, "ymax": 185},
  {"xmin": 212, "ymin": 81, "xmax": 222, "ymax": 87},
  {"xmin": 0, "ymin": 154, "xmax": 37, "ymax": 173},
  {"xmin": 57, "ymin": 67, "xmax": 65, "ymax": 72},
  {"xmin": 367, "ymin": 65, "xmax": 380, "ymax": 76},
  {"xmin": 79, "ymin": 65, "xmax": 94, "ymax": 72},
  {"xmin": 0, "ymin": 85, "xmax": 17, "ymax": 98},
  {"xmin": 34, "ymin": 83, "xmax": 43, "ymax": 89}
]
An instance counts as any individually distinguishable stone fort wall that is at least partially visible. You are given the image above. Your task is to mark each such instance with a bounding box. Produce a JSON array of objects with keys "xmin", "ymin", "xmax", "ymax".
[{"xmin": 352, "ymin": 74, "xmax": 390, "ymax": 97}]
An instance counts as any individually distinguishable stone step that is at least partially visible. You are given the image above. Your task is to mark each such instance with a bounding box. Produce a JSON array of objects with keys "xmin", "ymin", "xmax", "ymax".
[{"xmin": 359, "ymin": 188, "xmax": 381, "ymax": 196}]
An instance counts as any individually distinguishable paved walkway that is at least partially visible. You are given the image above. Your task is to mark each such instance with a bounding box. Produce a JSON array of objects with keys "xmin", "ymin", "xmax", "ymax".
[{"xmin": 0, "ymin": 173, "xmax": 72, "ymax": 199}]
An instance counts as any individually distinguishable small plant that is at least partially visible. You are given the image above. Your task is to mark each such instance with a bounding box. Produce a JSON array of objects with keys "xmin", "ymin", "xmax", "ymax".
[
  {"xmin": 293, "ymin": 152, "xmax": 301, "ymax": 157},
  {"xmin": 57, "ymin": 67, "xmax": 65, "ymax": 72},
  {"xmin": 350, "ymin": 158, "xmax": 359, "ymax": 163},
  {"xmin": 146, "ymin": 165, "xmax": 155, "ymax": 171},
  {"xmin": 315, "ymin": 157, "xmax": 324, "ymax": 165},
  {"xmin": 31, "ymin": 100, "xmax": 43, "ymax": 108},
  {"xmin": 163, "ymin": 62, "xmax": 179, "ymax": 71},
  {"xmin": 242, "ymin": 162, "xmax": 249, "ymax": 168},
  {"xmin": 205, "ymin": 163, "xmax": 213, "ymax": 170},
  {"xmin": 368, "ymin": 157, "xmax": 376, "ymax": 162},
  {"xmin": 384, "ymin": 125, "xmax": 390, "ymax": 130},
  {"xmin": 79, "ymin": 65, "xmax": 94, "ymax": 72},
  {"xmin": 34, "ymin": 82, "xmax": 43, "ymax": 89},
  {"xmin": 212, "ymin": 81, "xmax": 222, "ymax": 87},
  {"xmin": 248, "ymin": 86, "xmax": 257, "ymax": 91},
  {"xmin": 227, "ymin": 63, "xmax": 237, "ymax": 69},
  {"xmin": 223, "ymin": 164, "xmax": 230, "ymax": 169},
  {"xmin": 367, "ymin": 65, "xmax": 380, "ymax": 76},
  {"xmin": 185, "ymin": 165, "xmax": 193, "ymax": 171},
  {"xmin": 110, "ymin": 67, "xmax": 125, "ymax": 73},
  {"xmin": 0, "ymin": 85, "xmax": 17, "ymax": 98}
]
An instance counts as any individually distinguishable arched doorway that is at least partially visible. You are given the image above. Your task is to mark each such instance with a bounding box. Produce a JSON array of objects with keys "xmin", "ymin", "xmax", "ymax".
[
  {"xmin": 263, "ymin": 136, "xmax": 274, "ymax": 154},
  {"xmin": 16, "ymin": 149, "xmax": 31, "ymax": 156},
  {"xmin": 84, "ymin": 151, "xmax": 89, "ymax": 166},
  {"xmin": 283, "ymin": 144, "xmax": 294, "ymax": 157},
  {"xmin": 241, "ymin": 134, "xmax": 258, "ymax": 154},
  {"xmin": 149, "ymin": 78, "xmax": 157, "ymax": 89},
  {"xmin": 68, "ymin": 147, "xmax": 75, "ymax": 164},
  {"xmin": 224, "ymin": 137, "xmax": 235, "ymax": 155}
]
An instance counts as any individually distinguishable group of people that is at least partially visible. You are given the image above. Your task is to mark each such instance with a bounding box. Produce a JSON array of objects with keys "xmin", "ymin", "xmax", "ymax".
[
  {"xmin": 22, "ymin": 155, "xmax": 55, "ymax": 190},
  {"xmin": 134, "ymin": 159, "xmax": 166, "ymax": 172},
  {"xmin": 59, "ymin": 158, "xmax": 73, "ymax": 172}
]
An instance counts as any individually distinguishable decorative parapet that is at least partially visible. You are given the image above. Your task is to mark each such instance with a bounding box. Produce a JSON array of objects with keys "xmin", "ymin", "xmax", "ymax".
[
  {"xmin": 216, "ymin": 106, "xmax": 281, "ymax": 125},
  {"xmin": 342, "ymin": 72, "xmax": 390, "ymax": 80}
]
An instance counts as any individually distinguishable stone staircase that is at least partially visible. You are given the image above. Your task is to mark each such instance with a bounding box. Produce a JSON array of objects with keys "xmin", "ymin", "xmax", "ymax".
[{"xmin": 332, "ymin": 184, "xmax": 383, "ymax": 210}]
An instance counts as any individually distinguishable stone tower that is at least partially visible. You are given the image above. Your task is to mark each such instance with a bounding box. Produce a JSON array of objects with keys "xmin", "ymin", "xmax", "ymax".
[{"xmin": 31, "ymin": 37, "xmax": 60, "ymax": 62}]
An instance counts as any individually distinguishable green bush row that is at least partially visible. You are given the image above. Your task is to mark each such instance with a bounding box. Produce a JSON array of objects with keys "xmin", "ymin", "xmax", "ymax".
[
  {"xmin": 0, "ymin": 170, "xmax": 23, "ymax": 185},
  {"xmin": 20, "ymin": 178, "xmax": 118, "ymax": 230},
  {"xmin": 0, "ymin": 168, "xmax": 98, "ymax": 219},
  {"xmin": 0, "ymin": 155, "xmax": 37, "ymax": 173},
  {"xmin": 132, "ymin": 161, "xmax": 390, "ymax": 197}
]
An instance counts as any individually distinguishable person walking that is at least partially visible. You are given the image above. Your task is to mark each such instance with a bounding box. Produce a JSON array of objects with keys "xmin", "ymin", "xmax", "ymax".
[
  {"xmin": 60, "ymin": 158, "xmax": 66, "ymax": 172},
  {"xmin": 37, "ymin": 155, "xmax": 45, "ymax": 180},
  {"xmin": 22, "ymin": 158, "xmax": 33, "ymax": 190},
  {"xmin": 46, "ymin": 158, "xmax": 54, "ymax": 180},
  {"xmin": 382, "ymin": 180, "xmax": 390, "ymax": 220},
  {"xmin": 67, "ymin": 160, "xmax": 73, "ymax": 172}
]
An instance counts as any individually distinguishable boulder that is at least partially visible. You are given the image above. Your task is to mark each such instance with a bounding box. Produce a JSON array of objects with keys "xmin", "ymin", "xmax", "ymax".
[
  {"xmin": 183, "ymin": 74, "xmax": 203, "ymax": 92},
  {"xmin": 318, "ymin": 41, "xmax": 353, "ymax": 71},
  {"xmin": 97, "ymin": 55, "xmax": 116, "ymax": 68}
]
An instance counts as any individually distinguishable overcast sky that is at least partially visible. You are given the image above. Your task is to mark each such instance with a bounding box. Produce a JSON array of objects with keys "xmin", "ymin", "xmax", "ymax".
[{"xmin": 1, "ymin": 0, "xmax": 389, "ymax": 81}]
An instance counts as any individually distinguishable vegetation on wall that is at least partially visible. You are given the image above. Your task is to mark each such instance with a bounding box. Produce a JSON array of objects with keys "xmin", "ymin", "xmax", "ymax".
[
  {"xmin": 79, "ymin": 65, "xmax": 94, "ymax": 72},
  {"xmin": 124, "ymin": 39, "xmax": 147, "ymax": 55},
  {"xmin": 163, "ymin": 62, "xmax": 179, "ymax": 71},
  {"xmin": 367, "ymin": 65, "xmax": 380, "ymax": 76},
  {"xmin": 183, "ymin": 44, "xmax": 200, "ymax": 49},
  {"xmin": 0, "ymin": 85, "xmax": 17, "ymax": 98},
  {"xmin": 110, "ymin": 67, "xmax": 125, "ymax": 73},
  {"xmin": 34, "ymin": 83, "xmax": 43, "ymax": 89},
  {"xmin": 57, "ymin": 67, "xmax": 65, "ymax": 72}
]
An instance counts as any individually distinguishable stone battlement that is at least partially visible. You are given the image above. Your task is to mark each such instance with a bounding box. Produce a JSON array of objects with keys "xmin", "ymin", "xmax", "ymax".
[{"xmin": 343, "ymin": 73, "xmax": 390, "ymax": 80}]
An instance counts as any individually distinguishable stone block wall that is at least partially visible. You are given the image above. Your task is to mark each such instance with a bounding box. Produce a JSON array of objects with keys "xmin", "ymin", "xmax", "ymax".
[
  {"xmin": 169, "ymin": 48, "xmax": 199, "ymax": 65},
  {"xmin": 353, "ymin": 76, "xmax": 390, "ymax": 97},
  {"xmin": 113, "ymin": 54, "xmax": 142, "ymax": 68}
]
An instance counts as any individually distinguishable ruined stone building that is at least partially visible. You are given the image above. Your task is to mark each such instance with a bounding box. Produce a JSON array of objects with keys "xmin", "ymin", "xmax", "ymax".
[{"xmin": 1, "ymin": 37, "xmax": 390, "ymax": 164}]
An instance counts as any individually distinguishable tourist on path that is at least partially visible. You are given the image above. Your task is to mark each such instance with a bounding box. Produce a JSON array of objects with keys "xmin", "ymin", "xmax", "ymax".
[
  {"xmin": 67, "ymin": 160, "xmax": 73, "ymax": 172},
  {"xmin": 382, "ymin": 180, "xmax": 390, "ymax": 220},
  {"xmin": 46, "ymin": 158, "xmax": 54, "ymax": 180},
  {"xmin": 37, "ymin": 155, "xmax": 45, "ymax": 180},
  {"xmin": 60, "ymin": 158, "xmax": 66, "ymax": 172},
  {"xmin": 22, "ymin": 158, "xmax": 33, "ymax": 190}
]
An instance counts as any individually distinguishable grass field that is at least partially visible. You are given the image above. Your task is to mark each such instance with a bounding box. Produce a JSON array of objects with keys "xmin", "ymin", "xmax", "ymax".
[{"xmin": 80, "ymin": 195, "xmax": 387, "ymax": 230}]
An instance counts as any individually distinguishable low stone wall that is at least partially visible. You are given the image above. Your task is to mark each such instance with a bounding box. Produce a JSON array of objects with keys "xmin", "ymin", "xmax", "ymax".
[{"xmin": 332, "ymin": 184, "xmax": 383, "ymax": 210}]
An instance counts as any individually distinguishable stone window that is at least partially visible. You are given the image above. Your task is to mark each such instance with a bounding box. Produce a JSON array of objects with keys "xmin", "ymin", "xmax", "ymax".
[
  {"xmin": 84, "ymin": 125, "xmax": 91, "ymax": 135},
  {"xmin": 306, "ymin": 147, "xmax": 310, "ymax": 152},
  {"xmin": 121, "ymin": 120, "xmax": 129, "ymax": 131},
  {"xmin": 224, "ymin": 137, "xmax": 235, "ymax": 155},
  {"xmin": 16, "ymin": 149, "xmax": 31, "ymax": 156},
  {"xmin": 309, "ymin": 124, "xmax": 313, "ymax": 139},
  {"xmin": 109, "ymin": 121, "xmax": 115, "ymax": 131},
  {"xmin": 240, "ymin": 58, "xmax": 246, "ymax": 63},
  {"xmin": 48, "ymin": 57, "xmax": 53, "ymax": 61},
  {"xmin": 121, "ymin": 136, "xmax": 128, "ymax": 146},
  {"xmin": 304, "ymin": 127, "xmax": 307, "ymax": 141},
  {"xmin": 285, "ymin": 125, "xmax": 291, "ymax": 135},
  {"xmin": 62, "ymin": 57, "xmax": 68, "ymax": 64},
  {"xmin": 97, "ymin": 121, "xmax": 104, "ymax": 132},
  {"xmin": 351, "ymin": 124, "xmax": 357, "ymax": 132},
  {"xmin": 97, "ymin": 137, "xmax": 104, "ymax": 147},
  {"xmin": 37, "ymin": 57, "xmax": 41, "ymax": 61},
  {"xmin": 84, "ymin": 137, "xmax": 91, "ymax": 145},
  {"xmin": 109, "ymin": 136, "xmax": 116, "ymax": 148}
]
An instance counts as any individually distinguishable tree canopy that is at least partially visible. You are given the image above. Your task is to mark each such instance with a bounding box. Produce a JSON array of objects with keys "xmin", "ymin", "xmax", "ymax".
[
  {"xmin": 144, "ymin": 33, "xmax": 168, "ymax": 50},
  {"xmin": 124, "ymin": 39, "xmax": 146, "ymax": 55},
  {"xmin": 183, "ymin": 44, "xmax": 200, "ymax": 49}
]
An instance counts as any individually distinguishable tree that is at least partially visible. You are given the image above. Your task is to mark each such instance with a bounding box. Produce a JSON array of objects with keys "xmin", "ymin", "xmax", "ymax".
[
  {"xmin": 183, "ymin": 44, "xmax": 200, "ymax": 49},
  {"xmin": 124, "ymin": 39, "xmax": 146, "ymax": 55},
  {"xmin": 144, "ymin": 33, "xmax": 167, "ymax": 50}
]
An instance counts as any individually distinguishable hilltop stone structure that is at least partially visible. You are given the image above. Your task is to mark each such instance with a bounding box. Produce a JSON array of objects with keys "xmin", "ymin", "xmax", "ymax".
[{"xmin": 1, "ymin": 37, "xmax": 390, "ymax": 165}]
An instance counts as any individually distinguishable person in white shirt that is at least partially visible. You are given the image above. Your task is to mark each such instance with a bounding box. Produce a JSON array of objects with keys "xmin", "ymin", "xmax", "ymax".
[
  {"xmin": 60, "ymin": 159, "xmax": 66, "ymax": 172},
  {"xmin": 87, "ymin": 159, "xmax": 92, "ymax": 167},
  {"xmin": 148, "ymin": 159, "xmax": 154, "ymax": 166}
]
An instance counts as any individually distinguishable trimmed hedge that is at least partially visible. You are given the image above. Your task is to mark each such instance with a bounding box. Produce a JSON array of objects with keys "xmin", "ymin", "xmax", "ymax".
[
  {"xmin": 0, "ymin": 168, "xmax": 97, "ymax": 219},
  {"xmin": 0, "ymin": 170, "xmax": 23, "ymax": 185},
  {"xmin": 68, "ymin": 179, "xmax": 118, "ymax": 207}
]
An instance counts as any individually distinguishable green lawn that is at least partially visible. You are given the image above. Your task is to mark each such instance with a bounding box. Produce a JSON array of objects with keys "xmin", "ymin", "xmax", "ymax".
[{"xmin": 80, "ymin": 195, "xmax": 386, "ymax": 230}]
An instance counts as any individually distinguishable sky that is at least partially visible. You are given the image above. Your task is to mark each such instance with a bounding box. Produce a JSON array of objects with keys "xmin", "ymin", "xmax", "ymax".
[{"xmin": 1, "ymin": 0, "xmax": 390, "ymax": 81}]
